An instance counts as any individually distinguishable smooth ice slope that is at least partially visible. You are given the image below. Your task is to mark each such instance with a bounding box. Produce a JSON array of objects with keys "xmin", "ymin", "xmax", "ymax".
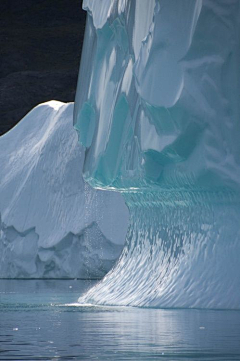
[
  {"xmin": 0, "ymin": 102, "xmax": 128, "ymax": 278},
  {"xmin": 74, "ymin": 0, "xmax": 240, "ymax": 308}
]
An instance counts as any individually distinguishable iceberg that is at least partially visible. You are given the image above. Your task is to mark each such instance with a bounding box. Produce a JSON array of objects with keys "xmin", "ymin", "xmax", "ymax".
[
  {"xmin": 0, "ymin": 101, "xmax": 128, "ymax": 279},
  {"xmin": 74, "ymin": 0, "xmax": 240, "ymax": 308}
]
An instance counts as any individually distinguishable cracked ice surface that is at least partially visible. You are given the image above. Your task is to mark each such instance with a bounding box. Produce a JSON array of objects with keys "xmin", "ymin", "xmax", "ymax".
[
  {"xmin": 74, "ymin": 1, "xmax": 240, "ymax": 308},
  {"xmin": 0, "ymin": 102, "xmax": 128, "ymax": 278}
]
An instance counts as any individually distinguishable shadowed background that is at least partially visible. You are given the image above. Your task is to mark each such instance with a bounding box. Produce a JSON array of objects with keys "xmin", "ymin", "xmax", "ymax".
[{"xmin": 0, "ymin": 0, "xmax": 86, "ymax": 135}]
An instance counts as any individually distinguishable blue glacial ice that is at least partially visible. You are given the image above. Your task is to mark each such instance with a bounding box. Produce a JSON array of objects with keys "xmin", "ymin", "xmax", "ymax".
[{"xmin": 74, "ymin": 0, "xmax": 240, "ymax": 308}]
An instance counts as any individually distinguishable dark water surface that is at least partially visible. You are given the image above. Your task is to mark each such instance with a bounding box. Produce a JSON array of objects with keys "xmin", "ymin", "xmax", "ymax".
[{"xmin": 0, "ymin": 280, "xmax": 240, "ymax": 360}]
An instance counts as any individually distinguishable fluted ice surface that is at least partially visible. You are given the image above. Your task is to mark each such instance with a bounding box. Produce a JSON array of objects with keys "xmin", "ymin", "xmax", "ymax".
[{"xmin": 74, "ymin": 0, "xmax": 240, "ymax": 308}]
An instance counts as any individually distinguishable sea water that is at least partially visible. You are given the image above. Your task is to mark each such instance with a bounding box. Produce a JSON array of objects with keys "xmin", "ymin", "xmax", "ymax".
[{"xmin": 0, "ymin": 280, "xmax": 240, "ymax": 361}]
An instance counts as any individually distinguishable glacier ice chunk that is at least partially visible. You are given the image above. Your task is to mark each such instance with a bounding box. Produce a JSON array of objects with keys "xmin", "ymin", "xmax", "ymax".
[
  {"xmin": 0, "ymin": 102, "xmax": 128, "ymax": 279},
  {"xmin": 74, "ymin": 0, "xmax": 240, "ymax": 308}
]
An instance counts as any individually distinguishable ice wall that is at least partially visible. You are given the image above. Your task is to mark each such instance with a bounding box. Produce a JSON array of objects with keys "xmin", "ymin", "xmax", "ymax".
[
  {"xmin": 0, "ymin": 102, "xmax": 128, "ymax": 279},
  {"xmin": 74, "ymin": 0, "xmax": 240, "ymax": 308}
]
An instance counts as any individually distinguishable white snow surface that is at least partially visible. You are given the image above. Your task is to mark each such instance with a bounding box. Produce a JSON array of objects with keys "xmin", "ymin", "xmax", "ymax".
[{"xmin": 0, "ymin": 101, "xmax": 129, "ymax": 279}]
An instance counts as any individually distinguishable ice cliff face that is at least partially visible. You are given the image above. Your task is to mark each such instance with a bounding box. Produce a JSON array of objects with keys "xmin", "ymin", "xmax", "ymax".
[
  {"xmin": 0, "ymin": 102, "xmax": 128, "ymax": 278},
  {"xmin": 74, "ymin": 0, "xmax": 240, "ymax": 308},
  {"xmin": 74, "ymin": 0, "xmax": 240, "ymax": 192}
]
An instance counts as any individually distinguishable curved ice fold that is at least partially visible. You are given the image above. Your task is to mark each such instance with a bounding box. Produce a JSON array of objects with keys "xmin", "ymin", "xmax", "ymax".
[
  {"xmin": 74, "ymin": 0, "xmax": 240, "ymax": 308},
  {"xmin": 75, "ymin": 0, "xmax": 240, "ymax": 191},
  {"xmin": 0, "ymin": 102, "xmax": 128, "ymax": 278},
  {"xmin": 134, "ymin": 0, "xmax": 202, "ymax": 108}
]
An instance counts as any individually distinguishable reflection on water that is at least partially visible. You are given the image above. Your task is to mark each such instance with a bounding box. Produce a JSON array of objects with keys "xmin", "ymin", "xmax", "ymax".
[{"xmin": 0, "ymin": 280, "xmax": 240, "ymax": 360}]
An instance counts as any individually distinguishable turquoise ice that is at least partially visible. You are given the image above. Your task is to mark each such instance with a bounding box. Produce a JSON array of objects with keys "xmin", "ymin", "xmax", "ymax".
[{"xmin": 74, "ymin": 0, "xmax": 240, "ymax": 308}]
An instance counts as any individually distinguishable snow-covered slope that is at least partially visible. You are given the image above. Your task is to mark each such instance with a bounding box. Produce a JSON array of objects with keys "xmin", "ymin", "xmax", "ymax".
[{"xmin": 0, "ymin": 101, "xmax": 128, "ymax": 278}]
